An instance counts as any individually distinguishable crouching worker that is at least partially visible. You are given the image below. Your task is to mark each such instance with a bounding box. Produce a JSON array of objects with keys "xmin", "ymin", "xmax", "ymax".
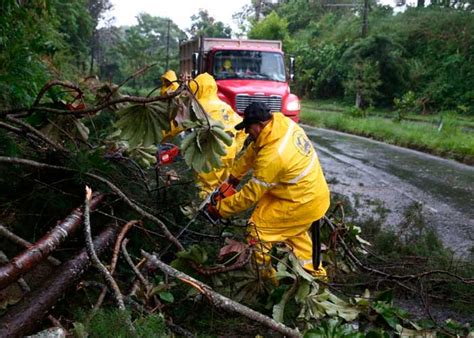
[
  {"xmin": 188, "ymin": 73, "xmax": 246, "ymax": 199},
  {"xmin": 204, "ymin": 102, "xmax": 330, "ymax": 281}
]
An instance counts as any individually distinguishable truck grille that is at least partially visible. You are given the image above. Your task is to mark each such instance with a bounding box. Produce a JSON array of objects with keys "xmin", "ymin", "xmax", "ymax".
[{"xmin": 235, "ymin": 94, "xmax": 282, "ymax": 113}]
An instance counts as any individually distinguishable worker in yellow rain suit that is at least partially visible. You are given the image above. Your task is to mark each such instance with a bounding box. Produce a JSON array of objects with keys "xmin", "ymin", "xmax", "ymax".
[
  {"xmin": 188, "ymin": 73, "xmax": 246, "ymax": 199},
  {"xmin": 160, "ymin": 70, "xmax": 179, "ymax": 96},
  {"xmin": 160, "ymin": 70, "xmax": 183, "ymax": 142},
  {"xmin": 205, "ymin": 102, "xmax": 330, "ymax": 280}
]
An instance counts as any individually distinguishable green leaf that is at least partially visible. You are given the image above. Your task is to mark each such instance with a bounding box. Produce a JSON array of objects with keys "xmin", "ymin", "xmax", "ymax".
[
  {"xmin": 374, "ymin": 289, "xmax": 394, "ymax": 304},
  {"xmin": 158, "ymin": 291, "xmax": 174, "ymax": 303},
  {"xmin": 175, "ymin": 244, "xmax": 208, "ymax": 264}
]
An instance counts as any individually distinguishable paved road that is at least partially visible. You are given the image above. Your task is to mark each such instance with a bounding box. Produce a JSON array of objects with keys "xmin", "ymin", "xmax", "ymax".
[{"xmin": 304, "ymin": 126, "xmax": 474, "ymax": 258}]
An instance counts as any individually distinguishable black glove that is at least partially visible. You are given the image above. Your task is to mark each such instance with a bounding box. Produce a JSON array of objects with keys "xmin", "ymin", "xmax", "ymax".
[{"xmin": 227, "ymin": 175, "xmax": 240, "ymax": 188}]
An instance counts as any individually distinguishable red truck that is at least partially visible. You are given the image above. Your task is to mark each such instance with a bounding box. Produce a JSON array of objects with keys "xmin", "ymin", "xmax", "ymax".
[{"xmin": 179, "ymin": 37, "xmax": 300, "ymax": 122}]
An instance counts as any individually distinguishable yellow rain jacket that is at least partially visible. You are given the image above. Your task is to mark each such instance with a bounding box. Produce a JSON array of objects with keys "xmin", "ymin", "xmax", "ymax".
[
  {"xmin": 217, "ymin": 112, "xmax": 330, "ymax": 276},
  {"xmin": 188, "ymin": 73, "xmax": 246, "ymax": 198},
  {"xmin": 160, "ymin": 70, "xmax": 182, "ymax": 141},
  {"xmin": 160, "ymin": 70, "xmax": 179, "ymax": 96}
]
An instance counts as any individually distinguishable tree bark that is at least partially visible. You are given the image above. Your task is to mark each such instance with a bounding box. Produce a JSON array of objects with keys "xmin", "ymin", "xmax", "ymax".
[
  {"xmin": 0, "ymin": 194, "xmax": 104, "ymax": 291},
  {"xmin": 141, "ymin": 251, "xmax": 301, "ymax": 338},
  {"xmin": 0, "ymin": 226, "xmax": 118, "ymax": 338}
]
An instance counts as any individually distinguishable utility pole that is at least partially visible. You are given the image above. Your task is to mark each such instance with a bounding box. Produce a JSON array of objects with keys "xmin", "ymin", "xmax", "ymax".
[
  {"xmin": 322, "ymin": 0, "xmax": 369, "ymax": 108},
  {"xmin": 165, "ymin": 19, "xmax": 170, "ymax": 70},
  {"xmin": 355, "ymin": 0, "xmax": 369, "ymax": 108}
]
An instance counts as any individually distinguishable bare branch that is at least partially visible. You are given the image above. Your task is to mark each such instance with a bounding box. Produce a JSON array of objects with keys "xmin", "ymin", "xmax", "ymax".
[
  {"xmin": 32, "ymin": 80, "xmax": 82, "ymax": 107},
  {"xmin": 100, "ymin": 63, "xmax": 158, "ymax": 104},
  {"xmin": 141, "ymin": 251, "xmax": 301, "ymax": 338},
  {"xmin": 83, "ymin": 186, "xmax": 125, "ymax": 310},
  {"xmin": 122, "ymin": 238, "xmax": 151, "ymax": 290},
  {"xmin": 6, "ymin": 115, "xmax": 68, "ymax": 153}
]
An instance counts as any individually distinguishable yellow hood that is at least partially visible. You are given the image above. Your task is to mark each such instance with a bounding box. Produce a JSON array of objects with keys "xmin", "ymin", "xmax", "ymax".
[
  {"xmin": 161, "ymin": 70, "xmax": 178, "ymax": 83},
  {"xmin": 188, "ymin": 73, "xmax": 219, "ymax": 101}
]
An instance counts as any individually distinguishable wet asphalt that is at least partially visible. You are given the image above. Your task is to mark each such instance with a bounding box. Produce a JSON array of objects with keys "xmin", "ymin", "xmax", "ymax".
[{"xmin": 303, "ymin": 126, "xmax": 474, "ymax": 259}]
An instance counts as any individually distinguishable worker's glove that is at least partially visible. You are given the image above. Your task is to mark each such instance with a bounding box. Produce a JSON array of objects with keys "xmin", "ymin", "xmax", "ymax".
[
  {"xmin": 227, "ymin": 175, "xmax": 240, "ymax": 188},
  {"xmin": 210, "ymin": 181, "xmax": 237, "ymax": 206},
  {"xmin": 202, "ymin": 203, "xmax": 221, "ymax": 225}
]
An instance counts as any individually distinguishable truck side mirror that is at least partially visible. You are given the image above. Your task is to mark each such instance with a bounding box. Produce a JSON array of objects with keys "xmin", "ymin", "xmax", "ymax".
[
  {"xmin": 192, "ymin": 52, "xmax": 199, "ymax": 78},
  {"xmin": 289, "ymin": 56, "xmax": 295, "ymax": 82}
]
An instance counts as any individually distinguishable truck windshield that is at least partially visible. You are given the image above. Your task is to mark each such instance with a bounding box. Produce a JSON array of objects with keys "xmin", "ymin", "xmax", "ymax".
[{"xmin": 212, "ymin": 50, "xmax": 286, "ymax": 82}]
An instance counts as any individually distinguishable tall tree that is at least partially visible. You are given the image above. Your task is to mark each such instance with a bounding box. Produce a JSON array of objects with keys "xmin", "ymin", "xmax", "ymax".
[
  {"xmin": 88, "ymin": 0, "xmax": 113, "ymax": 74},
  {"xmin": 188, "ymin": 10, "xmax": 232, "ymax": 38},
  {"xmin": 114, "ymin": 14, "xmax": 186, "ymax": 87}
]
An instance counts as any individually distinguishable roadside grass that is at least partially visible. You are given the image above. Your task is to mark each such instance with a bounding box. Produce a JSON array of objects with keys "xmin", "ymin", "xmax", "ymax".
[{"xmin": 301, "ymin": 100, "xmax": 474, "ymax": 164}]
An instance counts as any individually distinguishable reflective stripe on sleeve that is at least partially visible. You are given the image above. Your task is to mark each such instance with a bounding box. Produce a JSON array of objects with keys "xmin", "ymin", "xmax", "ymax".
[{"xmin": 251, "ymin": 176, "xmax": 278, "ymax": 188}]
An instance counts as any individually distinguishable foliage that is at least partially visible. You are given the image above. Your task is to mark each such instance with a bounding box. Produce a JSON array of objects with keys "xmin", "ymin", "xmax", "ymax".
[
  {"xmin": 247, "ymin": 2, "xmax": 474, "ymax": 113},
  {"xmin": 188, "ymin": 9, "xmax": 232, "ymax": 38},
  {"xmin": 342, "ymin": 35, "xmax": 407, "ymax": 106},
  {"xmin": 0, "ymin": 1, "xmax": 113, "ymax": 109},
  {"xmin": 394, "ymin": 91, "xmax": 418, "ymax": 120},
  {"xmin": 72, "ymin": 310, "xmax": 168, "ymax": 337},
  {"xmin": 107, "ymin": 14, "xmax": 186, "ymax": 88},
  {"xmin": 248, "ymin": 11, "xmax": 291, "ymax": 48},
  {"xmin": 300, "ymin": 102, "xmax": 474, "ymax": 164}
]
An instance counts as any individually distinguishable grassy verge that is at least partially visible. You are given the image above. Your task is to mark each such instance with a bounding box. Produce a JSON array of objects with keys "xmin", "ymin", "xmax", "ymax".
[{"xmin": 301, "ymin": 100, "xmax": 474, "ymax": 164}]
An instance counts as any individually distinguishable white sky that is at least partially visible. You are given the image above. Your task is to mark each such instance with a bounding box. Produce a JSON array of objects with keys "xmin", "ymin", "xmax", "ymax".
[
  {"xmin": 103, "ymin": 0, "xmax": 251, "ymax": 32},
  {"xmin": 102, "ymin": 0, "xmax": 417, "ymax": 32}
]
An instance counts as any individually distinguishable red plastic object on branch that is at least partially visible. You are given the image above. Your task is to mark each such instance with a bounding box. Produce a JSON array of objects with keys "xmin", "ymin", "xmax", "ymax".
[{"xmin": 156, "ymin": 143, "xmax": 180, "ymax": 165}]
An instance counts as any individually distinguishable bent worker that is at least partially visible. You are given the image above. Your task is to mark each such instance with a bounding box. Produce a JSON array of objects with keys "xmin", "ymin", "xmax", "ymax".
[
  {"xmin": 188, "ymin": 73, "xmax": 246, "ymax": 199},
  {"xmin": 205, "ymin": 102, "xmax": 330, "ymax": 280}
]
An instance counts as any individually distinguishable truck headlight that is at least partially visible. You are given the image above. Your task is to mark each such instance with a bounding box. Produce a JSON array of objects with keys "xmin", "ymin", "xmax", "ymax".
[{"xmin": 286, "ymin": 100, "xmax": 300, "ymax": 111}]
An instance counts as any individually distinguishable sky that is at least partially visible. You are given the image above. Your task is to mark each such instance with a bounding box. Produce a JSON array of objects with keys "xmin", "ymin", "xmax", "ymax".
[
  {"xmin": 102, "ymin": 0, "xmax": 417, "ymax": 32},
  {"xmin": 103, "ymin": 0, "xmax": 251, "ymax": 32}
]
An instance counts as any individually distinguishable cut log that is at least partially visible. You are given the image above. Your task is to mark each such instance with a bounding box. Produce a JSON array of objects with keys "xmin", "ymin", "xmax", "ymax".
[
  {"xmin": 0, "ymin": 225, "xmax": 118, "ymax": 338},
  {"xmin": 0, "ymin": 194, "xmax": 104, "ymax": 291}
]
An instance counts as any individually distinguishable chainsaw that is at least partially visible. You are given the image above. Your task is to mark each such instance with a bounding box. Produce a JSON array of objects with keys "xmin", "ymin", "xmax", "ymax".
[
  {"xmin": 159, "ymin": 181, "xmax": 238, "ymax": 259},
  {"xmin": 199, "ymin": 181, "xmax": 237, "ymax": 225}
]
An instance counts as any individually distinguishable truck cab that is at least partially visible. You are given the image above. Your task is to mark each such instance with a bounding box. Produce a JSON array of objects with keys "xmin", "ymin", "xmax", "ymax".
[{"xmin": 180, "ymin": 37, "xmax": 300, "ymax": 122}]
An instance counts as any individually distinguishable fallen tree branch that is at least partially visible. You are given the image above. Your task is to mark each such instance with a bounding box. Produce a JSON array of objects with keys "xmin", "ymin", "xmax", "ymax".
[
  {"xmin": 324, "ymin": 216, "xmax": 474, "ymax": 284},
  {"xmin": 32, "ymin": 80, "xmax": 82, "ymax": 108},
  {"xmin": 0, "ymin": 193, "xmax": 104, "ymax": 291},
  {"xmin": 0, "ymin": 223, "xmax": 61, "ymax": 266},
  {"xmin": 141, "ymin": 251, "xmax": 301, "ymax": 338},
  {"xmin": 91, "ymin": 220, "xmax": 140, "ymax": 315},
  {"xmin": 0, "ymin": 225, "xmax": 118, "ymax": 337},
  {"xmin": 100, "ymin": 63, "xmax": 158, "ymax": 104},
  {"xmin": 1, "ymin": 86, "xmax": 185, "ymax": 118},
  {"xmin": 122, "ymin": 238, "xmax": 151, "ymax": 290},
  {"xmin": 84, "ymin": 187, "xmax": 126, "ymax": 311},
  {"xmin": 0, "ymin": 250, "xmax": 30, "ymax": 293},
  {"xmin": 6, "ymin": 115, "xmax": 68, "ymax": 154},
  {"xmin": 0, "ymin": 156, "xmax": 183, "ymax": 251},
  {"xmin": 190, "ymin": 247, "xmax": 253, "ymax": 276}
]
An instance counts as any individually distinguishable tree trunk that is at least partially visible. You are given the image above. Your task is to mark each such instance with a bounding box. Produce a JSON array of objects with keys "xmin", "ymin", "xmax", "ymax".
[
  {"xmin": 0, "ymin": 194, "xmax": 104, "ymax": 291},
  {"xmin": 0, "ymin": 226, "xmax": 118, "ymax": 338}
]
